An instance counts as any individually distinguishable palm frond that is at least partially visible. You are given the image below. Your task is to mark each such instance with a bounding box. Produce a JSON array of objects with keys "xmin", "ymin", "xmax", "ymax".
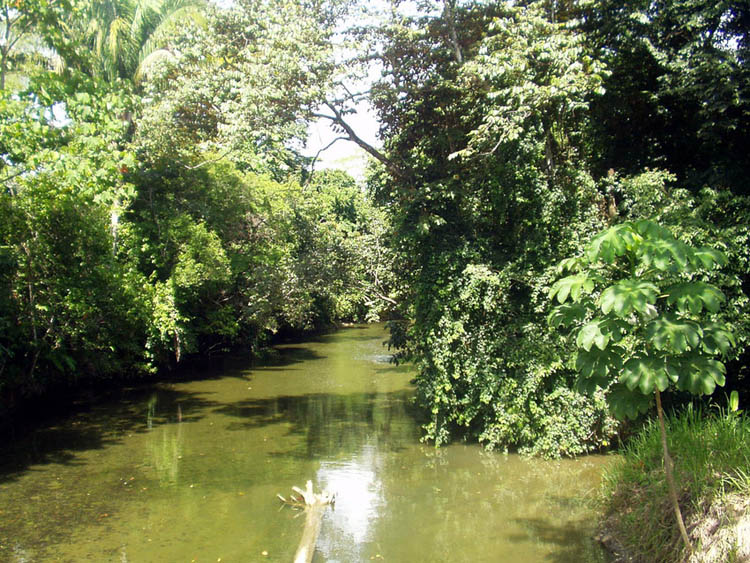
[
  {"xmin": 134, "ymin": 47, "xmax": 176, "ymax": 83},
  {"xmin": 137, "ymin": 5, "xmax": 206, "ymax": 66}
]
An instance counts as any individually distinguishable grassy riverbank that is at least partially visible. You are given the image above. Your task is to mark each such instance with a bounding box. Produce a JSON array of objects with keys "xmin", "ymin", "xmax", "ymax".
[{"xmin": 599, "ymin": 405, "xmax": 750, "ymax": 562}]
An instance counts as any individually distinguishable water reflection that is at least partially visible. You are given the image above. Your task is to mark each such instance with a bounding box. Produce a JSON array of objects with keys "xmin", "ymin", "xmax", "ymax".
[
  {"xmin": 148, "ymin": 423, "xmax": 184, "ymax": 487},
  {"xmin": 316, "ymin": 445, "xmax": 385, "ymax": 561},
  {"xmin": 0, "ymin": 325, "xmax": 612, "ymax": 562}
]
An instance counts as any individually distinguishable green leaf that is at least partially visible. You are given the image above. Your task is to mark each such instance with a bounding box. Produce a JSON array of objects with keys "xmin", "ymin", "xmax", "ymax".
[
  {"xmin": 599, "ymin": 279, "xmax": 659, "ymax": 317},
  {"xmin": 575, "ymin": 346, "xmax": 625, "ymax": 380},
  {"xmin": 549, "ymin": 273, "xmax": 595, "ymax": 304},
  {"xmin": 637, "ymin": 237, "xmax": 691, "ymax": 271},
  {"xmin": 729, "ymin": 390, "xmax": 740, "ymax": 413},
  {"xmin": 621, "ymin": 356, "xmax": 673, "ymax": 394},
  {"xmin": 645, "ymin": 313, "xmax": 702, "ymax": 353},
  {"xmin": 586, "ymin": 223, "xmax": 640, "ymax": 263},
  {"xmin": 607, "ymin": 383, "xmax": 653, "ymax": 420},
  {"xmin": 665, "ymin": 282, "xmax": 725, "ymax": 314},
  {"xmin": 700, "ymin": 323, "xmax": 736, "ymax": 355},
  {"xmin": 674, "ymin": 355, "xmax": 726, "ymax": 395},
  {"xmin": 633, "ymin": 219, "xmax": 673, "ymax": 240},
  {"xmin": 576, "ymin": 318, "xmax": 628, "ymax": 351},
  {"xmin": 575, "ymin": 372, "xmax": 611, "ymax": 395},
  {"xmin": 547, "ymin": 303, "xmax": 587, "ymax": 329},
  {"xmin": 555, "ymin": 256, "xmax": 585, "ymax": 274},
  {"xmin": 690, "ymin": 247, "xmax": 727, "ymax": 269}
]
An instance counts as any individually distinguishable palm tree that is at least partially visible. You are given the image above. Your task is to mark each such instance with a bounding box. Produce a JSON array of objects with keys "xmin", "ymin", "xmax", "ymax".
[
  {"xmin": 1, "ymin": 2, "xmax": 55, "ymax": 91},
  {"xmin": 63, "ymin": 0, "xmax": 206, "ymax": 84}
]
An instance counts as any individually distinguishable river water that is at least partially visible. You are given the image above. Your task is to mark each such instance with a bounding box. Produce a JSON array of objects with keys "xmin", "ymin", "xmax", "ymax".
[{"xmin": 0, "ymin": 324, "xmax": 612, "ymax": 562}]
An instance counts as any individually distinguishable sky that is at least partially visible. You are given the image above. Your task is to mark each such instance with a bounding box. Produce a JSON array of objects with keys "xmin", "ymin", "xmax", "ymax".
[
  {"xmin": 211, "ymin": 0, "xmax": 431, "ymax": 181},
  {"xmin": 303, "ymin": 98, "xmax": 381, "ymax": 182}
]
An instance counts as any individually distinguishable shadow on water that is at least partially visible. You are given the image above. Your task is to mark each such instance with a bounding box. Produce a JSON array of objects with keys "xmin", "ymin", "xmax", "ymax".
[
  {"xmin": 509, "ymin": 518, "xmax": 609, "ymax": 563},
  {"xmin": 0, "ymin": 387, "xmax": 221, "ymax": 485},
  {"xmin": 162, "ymin": 345, "xmax": 325, "ymax": 380},
  {"xmin": 0, "ymin": 338, "xmax": 329, "ymax": 485}
]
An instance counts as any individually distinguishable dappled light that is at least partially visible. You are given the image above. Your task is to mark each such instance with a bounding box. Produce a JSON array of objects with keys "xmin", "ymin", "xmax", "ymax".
[{"xmin": 2, "ymin": 0, "xmax": 748, "ymax": 560}]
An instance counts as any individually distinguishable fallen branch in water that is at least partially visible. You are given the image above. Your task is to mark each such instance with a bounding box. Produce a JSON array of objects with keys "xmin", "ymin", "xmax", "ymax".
[{"xmin": 277, "ymin": 481, "xmax": 335, "ymax": 563}]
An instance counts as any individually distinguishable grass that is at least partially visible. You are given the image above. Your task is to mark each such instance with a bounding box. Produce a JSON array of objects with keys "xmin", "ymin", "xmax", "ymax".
[{"xmin": 600, "ymin": 404, "xmax": 750, "ymax": 562}]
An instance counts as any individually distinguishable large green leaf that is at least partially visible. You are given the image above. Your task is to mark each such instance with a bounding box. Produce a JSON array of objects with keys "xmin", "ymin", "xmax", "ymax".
[
  {"xmin": 549, "ymin": 273, "xmax": 596, "ymax": 304},
  {"xmin": 555, "ymin": 256, "xmax": 585, "ymax": 274},
  {"xmin": 576, "ymin": 318, "xmax": 628, "ymax": 351},
  {"xmin": 637, "ymin": 237, "xmax": 691, "ymax": 271},
  {"xmin": 575, "ymin": 346, "xmax": 625, "ymax": 380},
  {"xmin": 620, "ymin": 355, "xmax": 677, "ymax": 394},
  {"xmin": 665, "ymin": 282, "xmax": 725, "ymax": 314},
  {"xmin": 645, "ymin": 313, "xmax": 701, "ymax": 353},
  {"xmin": 607, "ymin": 383, "xmax": 653, "ymax": 420},
  {"xmin": 633, "ymin": 219, "xmax": 673, "ymax": 240},
  {"xmin": 586, "ymin": 223, "xmax": 640, "ymax": 263},
  {"xmin": 701, "ymin": 323, "xmax": 736, "ymax": 355},
  {"xmin": 599, "ymin": 279, "xmax": 659, "ymax": 317},
  {"xmin": 674, "ymin": 355, "xmax": 726, "ymax": 395},
  {"xmin": 575, "ymin": 372, "xmax": 611, "ymax": 395},
  {"xmin": 689, "ymin": 247, "xmax": 728, "ymax": 270},
  {"xmin": 547, "ymin": 302, "xmax": 588, "ymax": 329}
]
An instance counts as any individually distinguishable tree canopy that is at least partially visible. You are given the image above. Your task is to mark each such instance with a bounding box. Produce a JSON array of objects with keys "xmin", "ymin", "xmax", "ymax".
[{"xmin": 1, "ymin": 0, "xmax": 748, "ymax": 460}]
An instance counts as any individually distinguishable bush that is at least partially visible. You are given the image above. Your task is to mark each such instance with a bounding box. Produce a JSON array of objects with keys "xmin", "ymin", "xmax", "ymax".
[{"xmin": 413, "ymin": 264, "xmax": 617, "ymax": 457}]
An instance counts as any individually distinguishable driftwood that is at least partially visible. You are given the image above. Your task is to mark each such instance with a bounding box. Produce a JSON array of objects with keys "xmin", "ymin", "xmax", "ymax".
[{"xmin": 277, "ymin": 481, "xmax": 335, "ymax": 563}]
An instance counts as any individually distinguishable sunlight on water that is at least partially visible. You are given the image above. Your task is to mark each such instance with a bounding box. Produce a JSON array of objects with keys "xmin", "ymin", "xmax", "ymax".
[{"xmin": 0, "ymin": 325, "xmax": 613, "ymax": 562}]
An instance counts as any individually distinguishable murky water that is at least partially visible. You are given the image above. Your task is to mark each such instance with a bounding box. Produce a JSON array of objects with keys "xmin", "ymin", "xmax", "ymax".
[{"xmin": 0, "ymin": 325, "xmax": 612, "ymax": 562}]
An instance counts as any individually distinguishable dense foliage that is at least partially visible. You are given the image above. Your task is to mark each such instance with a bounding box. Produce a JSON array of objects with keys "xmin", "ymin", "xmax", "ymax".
[
  {"xmin": 0, "ymin": 0, "xmax": 395, "ymax": 410},
  {"xmin": 1, "ymin": 0, "xmax": 748, "ymax": 461},
  {"xmin": 362, "ymin": 0, "xmax": 749, "ymax": 456}
]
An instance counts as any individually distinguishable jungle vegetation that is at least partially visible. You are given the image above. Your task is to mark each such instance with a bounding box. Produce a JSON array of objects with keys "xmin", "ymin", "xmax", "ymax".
[{"xmin": 1, "ymin": 0, "xmax": 748, "ymax": 465}]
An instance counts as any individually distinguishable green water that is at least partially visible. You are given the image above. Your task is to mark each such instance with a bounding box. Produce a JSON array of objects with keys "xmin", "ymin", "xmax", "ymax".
[{"xmin": 0, "ymin": 325, "xmax": 612, "ymax": 562}]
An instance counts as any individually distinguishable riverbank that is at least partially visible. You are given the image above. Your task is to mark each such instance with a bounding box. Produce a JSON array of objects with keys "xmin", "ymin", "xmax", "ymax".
[
  {"xmin": 0, "ymin": 323, "xmax": 345, "ymax": 443},
  {"xmin": 597, "ymin": 406, "xmax": 750, "ymax": 562}
]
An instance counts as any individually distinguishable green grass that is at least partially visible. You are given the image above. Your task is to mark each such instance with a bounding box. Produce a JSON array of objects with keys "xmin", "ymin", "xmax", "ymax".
[{"xmin": 600, "ymin": 404, "xmax": 750, "ymax": 562}]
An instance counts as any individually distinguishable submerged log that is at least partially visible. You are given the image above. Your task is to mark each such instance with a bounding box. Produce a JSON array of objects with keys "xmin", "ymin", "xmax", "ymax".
[{"xmin": 277, "ymin": 481, "xmax": 335, "ymax": 563}]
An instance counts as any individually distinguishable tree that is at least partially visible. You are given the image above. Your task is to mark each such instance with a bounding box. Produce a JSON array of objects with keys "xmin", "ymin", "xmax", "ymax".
[
  {"xmin": 0, "ymin": 73, "xmax": 147, "ymax": 395},
  {"xmin": 0, "ymin": 0, "xmax": 74, "ymax": 91},
  {"xmin": 362, "ymin": 0, "xmax": 615, "ymax": 456},
  {"xmin": 582, "ymin": 0, "xmax": 750, "ymax": 193},
  {"xmin": 549, "ymin": 219, "xmax": 735, "ymax": 550},
  {"xmin": 57, "ymin": 0, "xmax": 207, "ymax": 84},
  {"xmin": 1, "ymin": 1, "xmax": 35, "ymax": 90},
  {"xmin": 134, "ymin": 0, "xmax": 344, "ymax": 172}
]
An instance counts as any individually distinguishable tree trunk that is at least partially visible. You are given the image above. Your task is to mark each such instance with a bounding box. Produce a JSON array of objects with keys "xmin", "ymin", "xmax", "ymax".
[
  {"xmin": 278, "ymin": 481, "xmax": 334, "ymax": 563},
  {"xmin": 442, "ymin": 0, "xmax": 463, "ymax": 64},
  {"xmin": 655, "ymin": 389, "xmax": 692, "ymax": 553}
]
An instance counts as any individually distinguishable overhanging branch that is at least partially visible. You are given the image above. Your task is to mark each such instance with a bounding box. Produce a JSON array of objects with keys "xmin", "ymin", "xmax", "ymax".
[
  {"xmin": 315, "ymin": 102, "xmax": 402, "ymax": 177},
  {"xmin": 304, "ymin": 135, "xmax": 348, "ymax": 185}
]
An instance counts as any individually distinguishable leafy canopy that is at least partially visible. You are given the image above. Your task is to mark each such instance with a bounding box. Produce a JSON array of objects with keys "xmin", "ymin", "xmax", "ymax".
[{"xmin": 549, "ymin": 219, "xmax": 735, "ymax": 419}]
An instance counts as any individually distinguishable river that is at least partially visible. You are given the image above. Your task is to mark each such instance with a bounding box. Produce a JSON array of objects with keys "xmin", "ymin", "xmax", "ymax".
[{"xmin": 0, "ymin": 324, "xmax": 612, "ymax": 562}]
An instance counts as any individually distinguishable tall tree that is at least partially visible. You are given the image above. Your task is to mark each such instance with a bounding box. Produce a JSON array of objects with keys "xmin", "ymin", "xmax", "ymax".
[
  {"xmin": 57, "ymin": 0, "xmax": 207, "ymax": 83},
  {"xmin": 0, "ymin": 0, "xmax": 72, "ymax": 91},
  {"xmin": 582, "ymin": 0, "xmax": 750, "ymax": 193},
  {"xmin": 359, "ymin": 1, "xmax": 617, "ymax": 456}
]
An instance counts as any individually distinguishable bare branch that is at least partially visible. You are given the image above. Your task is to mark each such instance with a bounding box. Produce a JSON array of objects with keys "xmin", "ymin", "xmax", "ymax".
[
  {"xmin": 319, "ymin": 101, "xmax": 400, "ymax": 175},
  {"xmin": 1, "ymin": 166, "xmax": 29, "ymax": 188},
  {"xmin": 182, "ymin": 149, "xmax": 234, "ymax": 170},
  {"xmin": 304, "ymin": 135, "xmax": 349, "ymax": 185}
]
